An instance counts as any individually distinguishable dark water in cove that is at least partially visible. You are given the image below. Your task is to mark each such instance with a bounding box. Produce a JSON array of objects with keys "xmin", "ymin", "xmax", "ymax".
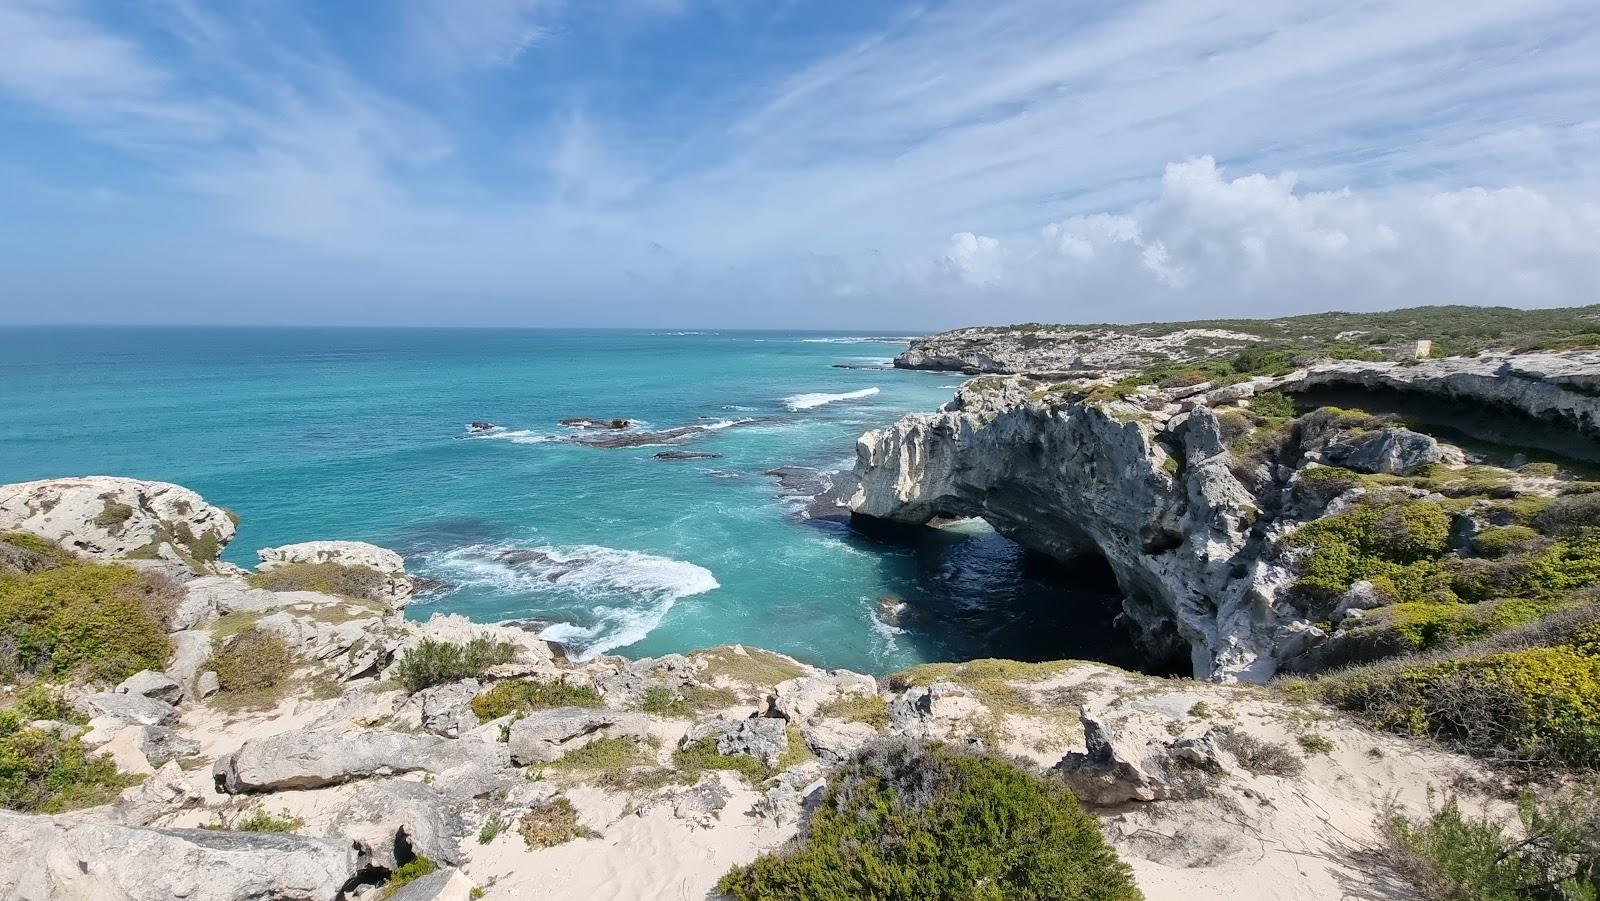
[{"xmin": 0, "ymin": 327, "xmax": 1133, "ymax": 674}]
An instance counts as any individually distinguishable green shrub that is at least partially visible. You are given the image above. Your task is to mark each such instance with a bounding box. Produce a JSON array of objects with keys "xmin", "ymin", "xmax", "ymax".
[
  {"xmin": 635, "ymin": 684, "xmax": 738, "ymax": 715},
  {"xmin": 234, "ymin": 810, "xmax": 303, "ymax": 833},
  {"xmin": 1250, "ymin": 391, "xmax": 1296, "ymax": 418},
  {"xmin": 1297, "ymin": 733, "xmax": 1335, "ymax": 755},
  {"xmin": 1290, "ymin": 501, "xmax": 1454, "ymax": 601},
  {"xmin": 1534, "ymin": 494, "xmax": 1600, "ymax": 536},
  {"xmin": 815, "ymin": 694, "xmax": 892, "ymax": 728},
  {"xmin": 693, "ymin": 646, "xmax": 806, "ymax": 687},
  {"xmin": 1322, "ymin": 628, "xmax": 1600, "ymax": 770},
  {"xmin": 1214, "ymin": 727, "xmax": 1304, "ymax": 777},
  {"xmin": 0, "ymin": 704, "xmax": 132, "ymax": 812},
  {"xmin": 520, "ymin": 797, "xmax": 598, "ymax": 848},
  {"xmin": 0, "ymin": 562, "xmax": 172, "ymax": 683},
  {"xmin": 717, "ymin": 740, "xmax": 1140, "ymax": 901},
  {"xmin": 1455, "ymin": 532, "xmax": 1600, "ymax": 603},
  {"xmin": 92, "ymin": 500, "xmax": 134, "ymax": 530},
  {"xmin": 248, "ymin": 563, "xmax": 390, "ymax": 602},
  {"xmin": 212, "ymin": 628, "xmax": 292, "ymax": 693},
  {"xmin": 469, "ymin": 679, "xmax": 602, "ymax": 720},
  {"xmin": 393, "ymin": 638, "xmax": 519, "ymax": 693},
  {"xmin": 1291, "ymin": 466, "xmax": 1362, "ymax": 508},
  {"xmin": 379, "ymin": 856, "xmax": 438, "ymax": 899},
  {"xmin": 478, "ymin": 810, "xmax": 506, "ymax": 844},
  {"xmin": 1471, "ymin": 525, "xmax": 1540, "ymax": 559},
  {"xmin": 1384, "ymin": 788, "xmax": 1600, "ymax": 901},
  {"xmin": 0, "ymin": 532, "xmax": 74, "ymax": 575}
]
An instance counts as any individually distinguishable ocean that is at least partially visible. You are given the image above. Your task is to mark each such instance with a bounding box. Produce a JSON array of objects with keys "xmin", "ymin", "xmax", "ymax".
[{"xmin": 0, "ymin": 327, "xmax": 1132, "ymax": 674}]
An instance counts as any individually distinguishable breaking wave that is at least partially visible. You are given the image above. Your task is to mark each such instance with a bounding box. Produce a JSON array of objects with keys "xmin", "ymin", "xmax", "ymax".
[
  {"xmin": 422, "ymin": 543, "xmax": 720, "ymax": 659},
  {"xmin": 784, "ymin": 387, "xmax": 880, "ymax": 410}
]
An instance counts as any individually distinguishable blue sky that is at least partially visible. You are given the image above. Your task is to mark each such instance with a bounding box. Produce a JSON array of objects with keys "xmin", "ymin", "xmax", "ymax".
[{"xmin": 1, "ymin": 0, "xmax": 1598, "ymax": 328}]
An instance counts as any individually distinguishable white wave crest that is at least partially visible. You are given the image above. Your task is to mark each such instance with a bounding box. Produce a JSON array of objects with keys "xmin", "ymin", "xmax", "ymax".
[
  {"xmin": 799, "ymin": 336, "xmax": 921, "ymax": 344},
  {"xmin": 424, "ymin": 543, "xmax": 718, "ymax": 659},
  {"xmin": 467, "ymin": 429, "xmax": 556, "ymax": 444},
  {"xmin": 784, "ymin": 387, "xmax": 880, "ymax": 410}
]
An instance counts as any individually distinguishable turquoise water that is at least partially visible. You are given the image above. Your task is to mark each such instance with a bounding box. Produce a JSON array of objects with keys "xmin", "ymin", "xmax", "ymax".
[{"xmin": 0, "ymin": 328, "xmax": 1130, "ymax": 674}]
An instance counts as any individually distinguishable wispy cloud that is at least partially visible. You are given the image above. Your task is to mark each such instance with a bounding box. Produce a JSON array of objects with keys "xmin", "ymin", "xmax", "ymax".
[{"xmin": 0, "ymin": 0, "xmax": 1597, "ymax": 325}]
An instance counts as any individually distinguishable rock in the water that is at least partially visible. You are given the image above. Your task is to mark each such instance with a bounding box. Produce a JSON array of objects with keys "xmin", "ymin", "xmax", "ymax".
[
  {"xmin": 0, "ymin": 809, "xmax": 359, "ymax": 901},
  {"xmin": 507, "ymin": 708, "xmax": 651, "ymax": 766},
  {"xmin": 0, "ymin": 476, "xmax": 235, "ymax": 566},
  {"xmin": 256, "ymin": 540, "xmax": 414, "ymax": 606},
  {"xmin": 653, "ymin": 451, "xmax": 723, "ymax": 460},
  {"xmin": 682, "ymin": 717, "xmax": 790, "ymax": 768},
  {"xmin": 214, "ymin": 729, "xmax": 505, "ymax": 793},
  {"xmin": 116, "ymin": 670, "xmax": 182, "ymax": 704}
]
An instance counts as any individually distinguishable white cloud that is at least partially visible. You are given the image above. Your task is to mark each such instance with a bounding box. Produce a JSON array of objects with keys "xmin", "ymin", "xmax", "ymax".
[
  {"xmin": 404, "ymin": 0, "xmax": 556, "ymax": 72},
  {"xmin": 918, "ymin": 157, "xmax": 1600, "ymax": 319}
]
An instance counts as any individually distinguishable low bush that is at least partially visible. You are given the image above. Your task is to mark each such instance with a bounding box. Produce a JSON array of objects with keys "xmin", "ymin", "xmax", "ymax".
[
  {"xmin": 636, "ymin": 684, "xmax": 738, "ymax": 715},
  {"xmin": 815, "ymin": 693, "xmax": 892, "ymax": 728},
  {"xmin": 1290, "ymin": 500, "xmax": 1454, "ymax": 602},
  {"xmin": 1291, "ymin": 466, "xmax": 1362, "ymax": 509},
  {"xmin": 717, "ymin": 739, "xmax": 1140, "ymax": 901},
  {"xmin": 379, "ymin": 856, "xmax": 438, "ymax": 899},
  {"xmin": 393, "ymin": 638, "xmax": 519, "ymax": 693},
  {"xmin": 1384, "ymin": 787, "xmax": 1599, "ymax": 901},
  {"xmin": 693, "ymin": 646, "xmax": 805, "ymax": 687},
  {"xmin": 212, "ymin": 628, "xmax": 293, "ymax": 693},
  {"xmin": 1534, "ymin": 494, "xmax": 1600, "ymax": 536},
  {"xmin": 0, "ymin": 699, "xmax": 131, "ymax": 812},
  {"xmin": 1471, "ymin": 525, "xmax": 1541, "ymax": 559},
  {"xmin": 520, "ymin": 797, "xmax": 598, "ymax": 848},
  {"xmin": 1322, "ymin": 622, "xmax": 1600, "ymax": 770},
  {"xmin": 1214, "ymin": 728, "xmax": 1305, "ymax": 777},
  {"xmin": 0, "ymin": 532, "xmax": 74, "ymax": 575},
  {"xmin": 233, "ymin": 810, "xmax": 303, "ymax": 833},
  {"xmin": 248, "ymin": 563, "xmax": 390, "ymax": 602},
  {"xmin": 0, "ymin": 561, "xmax": 172, "ymax": 683},
  {"xmin": 469, "ymin": 679, "xmax": 601, "ymax": 720},
  {"xmin": 1249, "ymin": 391, "xmax": 1296, "ymax": 419}
]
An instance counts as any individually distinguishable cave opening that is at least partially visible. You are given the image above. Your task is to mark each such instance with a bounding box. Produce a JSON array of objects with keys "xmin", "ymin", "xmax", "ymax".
[
  {"xmin": 1289, "ymin": 384, "xmax": 1600, "ymax": 464},
  {"xmin": 849, "ymin": 515, "xmax": 1188, "ymax": 676}
]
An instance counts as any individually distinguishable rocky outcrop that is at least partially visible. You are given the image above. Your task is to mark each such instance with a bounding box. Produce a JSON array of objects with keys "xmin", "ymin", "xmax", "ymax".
[
  {"xmin": 0, "ymin": 476, "xmax": 235, "ymax": 566},
  {"xmin": 1284, "ymin": 351, "xmax": 1600, "ymax": 444},
  {"xmin": 507, "ymin": 708, "xmax": 651, "ymax": 765},
  {"xmin": 215, "ymin": 729, "xmax": 505, "ymax": 793},
  {"xmin": 682, "ymin": 717, "xmax": 790, "ymax": 768},
  {"xmin": 852, "ymin": 390, "xmax": 1288, "ymax": 681},
  {"xmin": 896, "ymin": 326, "xmax": 1262, "ymax": 375},
  {"xmin": 0, "ymin": 810, "xmax": 359, "ymax": 901},
  {"xmin": 257, "ymin": 540, "xmax": 415, "ymax": 606}
]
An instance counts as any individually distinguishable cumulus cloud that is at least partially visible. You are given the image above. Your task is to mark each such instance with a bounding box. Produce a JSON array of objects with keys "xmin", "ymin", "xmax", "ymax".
[{"xmin": 923, "ymin": 157, "xmax": 1600, "ymax": 319}]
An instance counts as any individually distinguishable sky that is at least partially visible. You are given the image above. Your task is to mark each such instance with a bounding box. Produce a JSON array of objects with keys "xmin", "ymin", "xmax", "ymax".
[{"xmin": 0, "ymin": 0, "xmax": 1598, "ymax": 329}]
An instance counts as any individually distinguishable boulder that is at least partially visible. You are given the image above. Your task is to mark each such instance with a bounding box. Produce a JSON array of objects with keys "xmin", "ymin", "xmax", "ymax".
[
  {"xmin": 385, "ymin": 868, "xmax": 478, "ymax": 901},
  {"xmin": 1340, "ymin": 427, "xmax": 1442, "ymax": 475},
  {"xmin": 74, "ymin": 692, "xmax": 178, "ymax": 727},
  {"xmin": 135, "ymin": 725, "xmax": 200, "ymax": 764},
  {"xmin": 0, "ymin": 809, "xmax": 358, "ymax": 901},
  {"xmin": 800, "ymin": 719, "xmax": 879, "ymax": 762},
  {"xmin": 1054, "ymin": 704, "xmax": 1223, "ymax": 805},
  {"xmin": 888, "ymin": 681, "xmax": 988, "ymax": 739},
  {"xmin": 767, "ymin": 670, "xmax": 878, "ymax": 723},
  {"xmin": 1332, "ymin": 580, "xmax": 1389, "ymax": 623},
  {"xmin": 164, "ymin": 632, "xmax": 211, "ymax": 700},
  {"xmin": 682, "ymin": 717, "xmax": 790, "ymax": 768},
  {"xmin": 414, "ymin": 680, "xmax": 481, "ymax": 738},
  {"xmin": 257, "ymin": 541, "xmax": 413, "ymax": 607},
  {"xmin": 0, "ymin": 476, "xmax": 235, "ymax": 566},
  {"xmin": 116, "ymin": 670, "xmax": 182, "ymax": 704},
  {"xmin": 112, "ymin": 760, "xmax": 202, "ymax": 826},
  {"xmin": 195, "ymin": 671, "xmax": 220, "ymax": 699},
  {"xmin": 508, "ymin": 708, "xmax": 651, "ymax": 766},
  {"xmin": 327, "ymin": 779, "xmax": 468, "ymax": 869},
  {"xmin": 183, "ymin": 575, "xmax": 287, "ymax": 615},
  {"xmin": 214, "ymin": 729, "xmax": 505, "ymax": 793}
]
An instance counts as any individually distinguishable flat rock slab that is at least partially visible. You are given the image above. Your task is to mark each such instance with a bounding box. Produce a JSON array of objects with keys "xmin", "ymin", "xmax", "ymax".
[
  {"xmin": 215, "ymin": 728, "xmax": 506, "ymax": 793},
  {"xmin": 508, "ymin": 707, "xmax": 651, "ymax": 765}
]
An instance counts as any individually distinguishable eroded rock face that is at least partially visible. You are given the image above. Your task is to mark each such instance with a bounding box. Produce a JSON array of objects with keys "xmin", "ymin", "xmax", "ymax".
[
  {"xmin": 0, "ymin": 810, "xmax": 358, "ymax": 901},
  {"xmin": 507, "ymin": 708, "xmax": 651, "ymax": 765},
  {"xmin": 682, "ymin": 717, "xmax": 790, "ymax": 768},
  {"xmin": 852, "ymin": 397, "xmax": 1289, "ymax": 681},
  {"xmin": 0, "ymin": 476, "xmax": 235, "ymax": 566},
  {"xmin": 896, "ymin": 327, "xmax": 1263, "ymax": 375},
  {"xmin": 1055, "ymin": 703, "xmax": 1222, "ymax": 805},
  {"xmin": 257, "ymin": 540, "xmax": 414, "ymax": 606}
]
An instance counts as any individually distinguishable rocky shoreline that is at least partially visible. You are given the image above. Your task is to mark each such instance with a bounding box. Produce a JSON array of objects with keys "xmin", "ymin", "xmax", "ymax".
[{"xmin": 0, "ymin": 472, "xmax": 1517, "ymax": 900}]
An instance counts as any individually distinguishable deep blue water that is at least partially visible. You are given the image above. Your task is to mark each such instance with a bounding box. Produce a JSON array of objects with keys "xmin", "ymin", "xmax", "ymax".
[{"xmin": 0, "ymin": 327, "xmax": 1132, "ymax": 674}]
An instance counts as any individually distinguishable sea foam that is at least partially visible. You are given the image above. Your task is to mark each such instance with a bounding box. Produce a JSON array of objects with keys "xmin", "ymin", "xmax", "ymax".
[
  {"xmin": 423, "ymin": 543, "xmax": 719, "ymax": 659},
  {"xmin": 784, "ymin": 387, "xmax": 880, "ymax": 411}
]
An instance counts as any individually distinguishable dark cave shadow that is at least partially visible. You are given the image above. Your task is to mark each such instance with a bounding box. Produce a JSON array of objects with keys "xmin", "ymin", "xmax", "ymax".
[{"xmin": 838, "ymin": 516, "xmax": 1186, "ymax": 675}]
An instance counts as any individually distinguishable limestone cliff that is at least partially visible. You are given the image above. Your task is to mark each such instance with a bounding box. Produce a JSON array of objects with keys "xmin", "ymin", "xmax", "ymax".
[{"xmin": 852, "ymin": 347, "xmax": 1600, "ymax": 682}]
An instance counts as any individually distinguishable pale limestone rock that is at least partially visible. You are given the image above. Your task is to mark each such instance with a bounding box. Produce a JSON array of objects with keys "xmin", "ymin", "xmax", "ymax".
[
  {"xmin": 508, "ymin": 708, "xmax": 650, "ymax": 765},
  {"xmin": 74, "ymin": 692, "xmax": 178, "ymax": 728},
  {"xmin": 767, "ymin": 670, "xmax": 877, "ymax": 723},
  {"xmin": 1055, "ymin": 703, "xmax": 1224, "ymax": 805},
  {"xmin": 116, "ymin": 670, "xmax": 181, "ymax": 704},
  {"xmin": 257, "ymin": 540, "xmax": 414, "ymax": 607},
  {"xmin": 214, "ymin": 729, "xmax": 505, "ymax": 793},
  {"xmin": 112, "ymin": 760, "xmax": 202, "ymax": 826},
  {"xmin": 0, "ymin": 476, "xmax": 234, "ymax": 566},
  {"xmin": 682, "ymin": 716, "xmax": 790, "ymax": 768},
  {"xmin": 0, "ymin": 809, "xmax": 358, "ymax": 901}
]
